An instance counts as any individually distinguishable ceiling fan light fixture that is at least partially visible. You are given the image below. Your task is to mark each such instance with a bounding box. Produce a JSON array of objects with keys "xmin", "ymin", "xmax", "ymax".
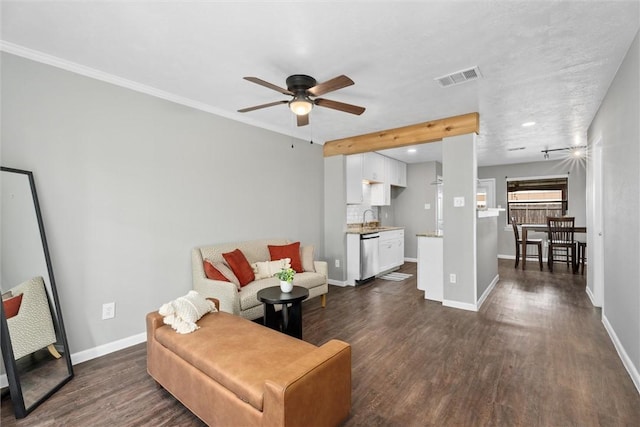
[{"xmin": 289, "ymin": 94, "xmax": 313, "ymax": 116}]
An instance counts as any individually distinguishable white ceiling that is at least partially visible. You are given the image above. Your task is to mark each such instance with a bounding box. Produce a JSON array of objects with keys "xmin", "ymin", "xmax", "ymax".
[{"xmin": 1, "ymin": 1, "xmax": 638, "ymax": 166}]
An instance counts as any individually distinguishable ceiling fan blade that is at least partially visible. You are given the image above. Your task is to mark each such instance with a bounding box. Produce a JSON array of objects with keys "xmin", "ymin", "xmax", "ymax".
[
  {"xmin": 238, "ymin": 100, "xmax": 288, "ymax": 113},
  {"xmin": 307, "ymin": 75, "xmax": 354, "ymax": 97},
  {"xmin": 315, "ymin": 98, "xmax": 365, "ymax": 115},
  {"xmin": 297, "ymin": 114, "xmax": 309, "ymax": 127},
  {"xmin": 243, "ymin": 77, "xmax": 294, "ymax": 95}
]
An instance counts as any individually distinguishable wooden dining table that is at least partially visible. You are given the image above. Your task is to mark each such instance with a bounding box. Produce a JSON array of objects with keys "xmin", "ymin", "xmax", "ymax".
[{"xmin": 521, "ymin": 224, "xmax": 587, "ymax": 271}]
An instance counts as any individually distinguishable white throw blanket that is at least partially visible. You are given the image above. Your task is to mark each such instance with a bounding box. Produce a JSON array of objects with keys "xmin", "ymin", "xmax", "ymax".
[{"xmin": 159, "ymin": 290, "xmax": 217, "ymax": 334}]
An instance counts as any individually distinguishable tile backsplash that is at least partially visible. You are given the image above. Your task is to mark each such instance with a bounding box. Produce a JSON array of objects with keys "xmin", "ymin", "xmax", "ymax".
[{"xmin": 347, "ymin": 204, "xmax": 379, "ymax": 224}]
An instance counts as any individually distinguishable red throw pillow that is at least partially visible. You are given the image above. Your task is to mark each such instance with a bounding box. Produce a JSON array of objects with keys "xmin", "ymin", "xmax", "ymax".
[
  {"xmin": 3, "ymin": 294, "xmax": 23, "ymax": 319},
  {"xmin": 203, "ymin": 261, "xmax": 230, "ymax": 282},
  {"xmin": 269, "ymin": 242, "xmax": 303, "ymax": 273},
  {"xmin": 222, "ymin": 249, "xmax": 255, "ymax": 287}
]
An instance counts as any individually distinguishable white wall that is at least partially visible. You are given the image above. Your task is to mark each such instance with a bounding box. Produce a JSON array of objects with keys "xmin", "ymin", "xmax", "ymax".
[
  {"xmin": 1, "ymin": 53, "xmax": 326, "ymax": 354},
  {"xmin": 588, "ymin": 30, "xmax": 640, "ymax": 391}
]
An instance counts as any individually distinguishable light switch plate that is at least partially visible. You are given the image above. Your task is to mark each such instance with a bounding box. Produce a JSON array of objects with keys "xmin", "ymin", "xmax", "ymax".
[
  {"xmin": 424, "ymin": 203, "xmax": 431, "ymax": 210},
  {"xmin": 453, "ymin": 197, "xmax": 465, "ymax": 207},
  {"xmin": 102, "ymin": 302, "xmax": 115, "ymax": 320}
]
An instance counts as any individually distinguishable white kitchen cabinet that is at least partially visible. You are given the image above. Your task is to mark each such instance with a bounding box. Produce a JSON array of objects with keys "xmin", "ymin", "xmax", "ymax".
[
  {"xmin": 383, "ymin": 156, "xmax": 407, "ymax": 187},
  {"xmin": 395, "ymin": 161, "xmax": 407, "ymax": 187},
  {"xmin": 393, "ymin": 234, "xmax": 405, "ymax": 266},
  {"xmin": 378, "ymin": 229, "xmax": 404, "ymax": 273},
  {"xmin": 346, "ymin": 154, "xmax": 364, "ymax": 204},
  {"xmin": 362, "ymin": 152, "xmax": 385, "ymax": 182},
  {"xmin": 347, "ymin": 153, "xmax": 406, "ymax": 205},
  {"xmin": 370, "ymin": 183, "xmax": 390, "ymax": 206}
]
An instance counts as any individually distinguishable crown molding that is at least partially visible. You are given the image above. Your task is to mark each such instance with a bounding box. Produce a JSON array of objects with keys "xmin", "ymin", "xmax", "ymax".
[{"xmin": 0, "ymin": 41, "xmax": 309, "ymax": 142}]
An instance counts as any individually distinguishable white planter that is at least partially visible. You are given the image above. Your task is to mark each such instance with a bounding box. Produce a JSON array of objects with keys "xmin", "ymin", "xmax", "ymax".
[{"xmin": 280, "ymin": 280, "xmax": 293, "ymax": 293}]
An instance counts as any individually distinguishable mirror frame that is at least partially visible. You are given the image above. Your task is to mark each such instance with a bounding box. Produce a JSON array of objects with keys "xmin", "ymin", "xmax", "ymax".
[{"xmin": 1, "ymin": 167, "xmax": 73, "ymax": 418}]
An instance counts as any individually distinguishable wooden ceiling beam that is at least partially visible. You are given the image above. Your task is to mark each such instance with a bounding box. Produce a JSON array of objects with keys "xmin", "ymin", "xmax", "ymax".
[{"xmin": 323, "ymin": 112, "xmax": 479, "ymax": 157}]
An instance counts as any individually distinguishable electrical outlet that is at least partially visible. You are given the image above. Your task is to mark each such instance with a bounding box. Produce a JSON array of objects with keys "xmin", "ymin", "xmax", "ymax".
[
  {"xmin": 449, "ymin": 273, "xmax": 457, "ymax": 284},
  {"xmin": 102, "ymin": 302, "xmax": 115, "ymax": 320},
  {"xmin": 335, "ymin": 259, "xmax": 340, "ymax": 268},
  {"xmin": 424, "ymin": 203, "xmax": 431, "ymax": 210},
  {"xmin": 453, "ymin": 197, "xmax": 465, "ymax": 207}
]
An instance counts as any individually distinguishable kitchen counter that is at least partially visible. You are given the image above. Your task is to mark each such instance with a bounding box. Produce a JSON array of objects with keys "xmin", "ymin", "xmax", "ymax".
[
  {"xmin": 477, "ymin": 208, "xmax": 505, "ymax": 218},
  {"xmin": 416, "ymin": 231, "xmax": 443, "ymax": 238},
  {"xmin": 346, "ymin": 226, "xmax": 404, "ymax": 234}
]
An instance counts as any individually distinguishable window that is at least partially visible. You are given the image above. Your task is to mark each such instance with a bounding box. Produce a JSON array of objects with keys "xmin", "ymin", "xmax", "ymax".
[{"xmin": 507, "ymin": 177, "xmax": 568, "ymax": 224}]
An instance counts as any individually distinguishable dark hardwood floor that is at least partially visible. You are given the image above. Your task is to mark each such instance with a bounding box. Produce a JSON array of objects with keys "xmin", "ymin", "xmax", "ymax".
[{"xmin": 3, "ymin": 260, "xmax": 639, "ymax": 426}]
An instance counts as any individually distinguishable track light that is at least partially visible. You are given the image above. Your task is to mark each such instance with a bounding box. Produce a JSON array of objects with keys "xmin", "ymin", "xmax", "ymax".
[{"xmin": 541, "ymin": 145, "xmax": 587, "ymax": 160}]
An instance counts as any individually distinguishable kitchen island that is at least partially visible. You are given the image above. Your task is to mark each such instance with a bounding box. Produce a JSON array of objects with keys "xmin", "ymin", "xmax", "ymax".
[
  {"xmin": 417, "ymin": 232, "xmax": 443, "ymax": 301},
  {"xmin": 416, "ymin": 210, "xmax": 499, "ymax": 309}
]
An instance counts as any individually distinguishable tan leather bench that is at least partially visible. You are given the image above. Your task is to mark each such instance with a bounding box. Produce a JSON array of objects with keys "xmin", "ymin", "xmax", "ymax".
[{"xmin": 146, "ymin": 300, "xmax": 351, "ymax": 426}]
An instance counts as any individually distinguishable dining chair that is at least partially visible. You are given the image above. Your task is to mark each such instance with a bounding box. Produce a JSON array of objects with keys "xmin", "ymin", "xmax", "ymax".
[
  {"xmin": 546, "ymin": 216, "xmax": 576, "ymax": 273},
  {"xmin": 511, "ymin": 216, "xmax": 543, "ymax": 271},
  {"xmin": 577, "ymin": 241, "xmax": 587, "ymax": 275}
]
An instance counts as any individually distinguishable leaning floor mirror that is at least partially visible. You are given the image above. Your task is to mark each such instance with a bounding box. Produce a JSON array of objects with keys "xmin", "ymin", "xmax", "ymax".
[{"xmin": 1, "ymin": 167, "xmax": 73, "ymax": 418}]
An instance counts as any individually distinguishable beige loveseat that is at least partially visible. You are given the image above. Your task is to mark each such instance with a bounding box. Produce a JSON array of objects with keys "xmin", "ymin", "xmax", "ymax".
[
  {"xmin": 192, "ymin": 239, "xmax": 328, "ymax": 320},
  {"xmin": 147, "ymin": 300, "xmax": 352, "ymax": 426}
]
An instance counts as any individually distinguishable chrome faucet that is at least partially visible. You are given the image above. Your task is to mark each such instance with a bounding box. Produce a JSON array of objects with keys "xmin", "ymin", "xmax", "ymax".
[{"xmin": 362, "ymin": 209, "xmax": 375, "ymax": 229}]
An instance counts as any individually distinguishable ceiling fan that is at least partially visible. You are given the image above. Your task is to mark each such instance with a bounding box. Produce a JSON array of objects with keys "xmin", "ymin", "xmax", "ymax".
[{"xmin": 238, "ymin": 74, "xmax": 365, "ymax": 126}]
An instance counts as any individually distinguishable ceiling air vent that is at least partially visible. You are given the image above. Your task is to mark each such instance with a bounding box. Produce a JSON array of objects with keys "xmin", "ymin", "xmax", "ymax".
[{"xmin": 435, "ymin": 66, "xmax": 482, "ymax": 87}]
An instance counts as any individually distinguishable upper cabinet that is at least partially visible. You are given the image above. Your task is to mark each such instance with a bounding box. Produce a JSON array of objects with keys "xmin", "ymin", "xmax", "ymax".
[
  {"xmin": 346, "ymin": 153, "xmax": 407, "ymax": 205},
  {"xmin": 396, "ymin": 161, "xmax": 407, "ymax": 187},
  {"xmin": 362, "ymin": 152, "xmax": 385, "ymax": 182},
  {"xmin": 370, "ymin": 182, "xmax": 390, "ymax": 206},
  {"xmin": 385, "ymin": 156, "xmax": 407, "ymax": 188}
]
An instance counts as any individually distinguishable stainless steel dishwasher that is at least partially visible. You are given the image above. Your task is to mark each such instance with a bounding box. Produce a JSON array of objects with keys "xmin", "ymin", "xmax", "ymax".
[{"xmin": 359, "ymin": 232, "xmax": 380, "ymax": 283}]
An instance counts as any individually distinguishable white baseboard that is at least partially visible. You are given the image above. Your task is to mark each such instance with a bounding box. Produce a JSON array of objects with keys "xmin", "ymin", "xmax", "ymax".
[
  {"xmin": 442, "ymin": 275, "xmax": 499, "ymax": 313},
  {"xmin": 1, "ymin": 332, "xmax": 146, "ymax": 389},
  {"xmin": 404, "ymin": 257, "xmax": 418, "ymax": 263},
  {"xmin": 585, "ymin": 285, "xmax": 597, "ymax": 306},
  {"xmin": 602, "ymin": 314, "xmax": 640, "ymax": 395},
  {"xmin": 327, "ymin": 279, "xmax": 348, "ymax": 287},
  {"xmin": 71, "ymin": 332, "xmax": 146, "ymax": 365},
  {"xmin": 498, "ymin": 254, "xmax": 516, "ymax": 260},
  {"xmin": 477, "ymin": 274, "xmax": 499, "ymax": 310},
  {"xmin": 442, "ymin": 299, "xmax": 477, "ymax": 312}
]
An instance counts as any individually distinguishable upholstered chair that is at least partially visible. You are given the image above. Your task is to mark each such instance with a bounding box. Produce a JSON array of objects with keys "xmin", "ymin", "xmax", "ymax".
[{"xmin": 5, "ymin": 276, "xmax": 60, "ymax": 360}]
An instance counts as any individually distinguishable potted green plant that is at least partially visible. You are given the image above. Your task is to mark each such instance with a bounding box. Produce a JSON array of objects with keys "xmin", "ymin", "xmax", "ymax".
[{"xmin": 274, "ymin": 267, "xmax": 295, "ymax": 293}]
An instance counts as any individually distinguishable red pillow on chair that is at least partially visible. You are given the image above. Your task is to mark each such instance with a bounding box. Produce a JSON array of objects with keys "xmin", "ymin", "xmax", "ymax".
[
  {"xmin": 222, "ymin": 249, "xmax": 255, "ymax": 287},
  {"xmin": 3, "ymin": 294, "xmax": 23, "ymax": 319},
  {"xmin": 268, "ymin": 242, "xmax": 303, "ymax": 273}
]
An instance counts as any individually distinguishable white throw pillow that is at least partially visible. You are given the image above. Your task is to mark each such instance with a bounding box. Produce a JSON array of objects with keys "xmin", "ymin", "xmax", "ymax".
[
  {"xmin": 159, "ymin": 290, "xmax": 217, "ymax": 334},
  {"xmin": 301, "ymin": 245, "xmax": 316, "ymax": 272},
  {"xmin": 252, "ymin": 258, "xmax": 291, "ymax": 280}
]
